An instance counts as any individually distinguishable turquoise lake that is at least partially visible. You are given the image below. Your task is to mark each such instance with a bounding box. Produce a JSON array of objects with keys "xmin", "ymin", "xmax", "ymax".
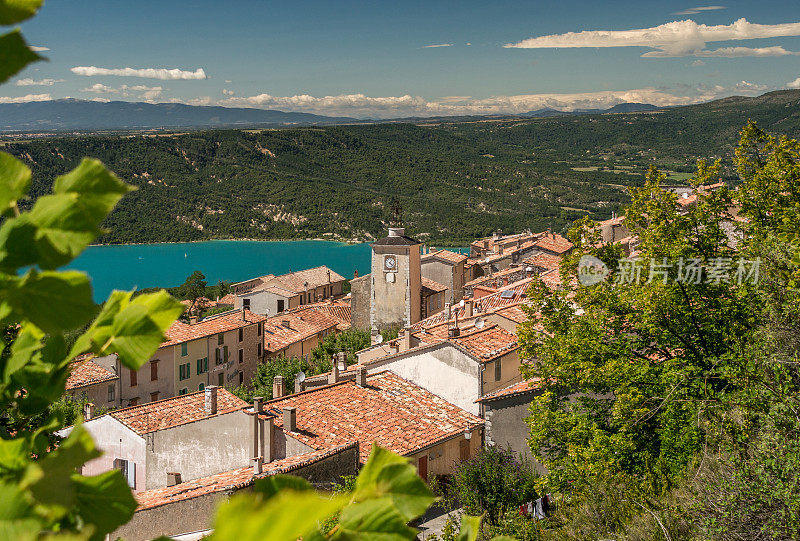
[
  {"xmin": 68, "ymin": 240, "xmax": 373, "ymax": 303},
  {"xmin": 69, "ymin": 240, "xmax": 470, "ymax": 302}
]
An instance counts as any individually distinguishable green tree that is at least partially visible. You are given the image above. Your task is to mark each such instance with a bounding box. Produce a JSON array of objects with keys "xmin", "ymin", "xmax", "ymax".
[{"xmin": 177, "ymin": 270, "xmax": 208, "ymax": 315}]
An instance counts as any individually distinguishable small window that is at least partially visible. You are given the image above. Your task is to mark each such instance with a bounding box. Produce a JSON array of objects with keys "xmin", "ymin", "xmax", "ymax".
[
  {"xmin": 243, "ymin": 298, "xmax": 250, "ymax": 310},
  {"xmin": 129, "ymin": 397, "xmax": 139, "ymax": 406},
  {"xmin": 181, "ymin": 342, "xmax": 188, "ymax": 356},
  {"xmin": 238, "ymin": 328, "xmax": 243, "ymax": 342},
  {"xmin": 179, "ymin": 363, "xmax": 191, "ymax": 381},
  {"xmin": 494, "ymin": 359, "xmax": 502, "ymax": 381},
  {"xmin": 150, "ymin": 360, "xmax": 158, "ymax": 381},
  {"xmin": 150, "ymin": 392, "xmax": 159, "ymax": 402},
  {"xmin": 197, "ymin": 357, "xmax": 208, "ymax": 375},
  {"xmin": 239, "ymin": 371, "xmax": 244, "ymax": 384},
  {"xmin": 199, "ymin": 383, "xmax": 205, "ymax": 391},
  {"xmin": 257, "ymin": 343, "xmax": 263, "ymax": 357},
  {"xmin": 277, "ymin": 299, "xmax": 285, "ymax": 312},
  {"xmin": 257, "ymin": 323, "xmax": 263, "ymax": 336},
  {"xmin": 217, "ymin": 333, "xmax": 224, "ymax": 346},
  {"xmin": 108, "ymin": 384, "xmax": 115, "ymax": 402},
  {"xmin": 178, "ymin": 388, "xmax": 188, "ymax": 396},
  {"xmin": 113, "ymin": 458, "xmax": 136, "ymax": 488},
  {"xmin": 218, "ymin": 373, "xmax": 224, "ymax": 387},
  {"xmin": 130, "ymin": 368, "xmax": 137, "ymax": 387},
  {"xmin": 238, "ymin": 349, "xmax": 243, "ymax": 364}
]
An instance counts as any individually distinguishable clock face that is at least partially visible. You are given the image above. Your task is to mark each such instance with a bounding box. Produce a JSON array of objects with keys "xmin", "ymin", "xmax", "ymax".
[{"xmin": 384, "ymin": 255, "xmax": 397, "ymax": 271}]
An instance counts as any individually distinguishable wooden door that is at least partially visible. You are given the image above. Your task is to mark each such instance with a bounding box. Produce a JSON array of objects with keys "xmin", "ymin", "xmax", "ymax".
[
  {"xmin": 460, "ymin": 438, "xmax": 471, "ymax": 462},
  {"xmin": 418, "ymin": 456, "xmax": 428, "ymax": 481}
]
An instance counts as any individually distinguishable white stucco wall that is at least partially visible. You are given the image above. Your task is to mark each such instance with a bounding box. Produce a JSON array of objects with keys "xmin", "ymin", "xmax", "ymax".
[
  {"xmin": 59, "ymin": 416, "xmax": 147, "ymax": 492},
  {"xmin": 145, "ymin": 410, "xmax": 252, "ymax": 490},
  {"xmin": 364, "ymin": 344, "xmax": 481, "ymax": 414}
]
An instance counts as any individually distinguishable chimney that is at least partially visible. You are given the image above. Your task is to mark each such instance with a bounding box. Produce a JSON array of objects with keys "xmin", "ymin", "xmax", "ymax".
[
  {"xmin": 444, "ymin": 303, "xmax": 451, "ymax": 321},
  {"xmin": 356, "ymin": 365, "xmax": 368, "ymax": 387},
  {"xmin": 464, "ymin": 299, "xmax": 474, "ymax": 318},
  {"xmin": 337, "ymin": 351, "xmax": 347, "ymax": 371},
  {"xmin": 166, "ymin": 472, "xmax": 182, "ymax": 487},
  {"xmin": 252, "ymin": 456, "xmax": 262, "ymax": 476},
  {"xmin": 83, "ymin": 402, "xmax": 95, "ymax": 422},
  {"xmin": 204, "ymin": 386, "xmax": 218, "ymax": 415},
  {"xmin": 272, "ymin": 376, "xmax": 284, "ymax": 399},
  {"xmin": 283, "ymin": 407, "xmax": 297, "ymax": 433},
  {"xmin": 252, "ymin": 397, "xmax": 262, "ymax": 466},
  {"xmin": 400, "ymin": 330, "xmax": 411, "ymax": 352},
  {"xmin": 294, "ymin": 375, "xmax": 304, "ymax": 393},
  {"xmin": 263, "ymin": 416, "xmax": 273, "ymax": 463},
  {"xmin": 328, "ymin": 357, "xmax": 339, "ymax": 384},
  {"xmin": 354, "ymin": 269, "xmax": 359, "ymax": 279},
  {"xmin": 189, "ymin": 315, "xmax": 198, "ymax": 324},
  {"xmin": 388, "ymin": 227, "xmax": 405, "ymax": 237},
  {"xmin": 282, "ymin": 319, "xmax": 291, "ymax": 329}
]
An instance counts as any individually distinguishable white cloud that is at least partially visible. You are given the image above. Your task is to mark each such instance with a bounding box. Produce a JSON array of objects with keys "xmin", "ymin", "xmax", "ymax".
[
  {"xmin": 80, "ymin": 83, "xmax": 163, "ymax": 100},
  {"xmin": 0, "ymin": 93, "xmax": 51, "ymax": 103},
  {"xmin": 15, "ymin": 78, "xmax": 62, "ymax": 86},
  {"xmin": 787, "ymin": 77, "xmax": 800, "ymax": 89},
  {"xmin": 29, "ymin": 46, "xmax": 49, "ymax": 52},
  {"xmin": 505, "ymin": 18, "xmax": 800, "ymax": 58},
  {"xmin": 692, "ymin": 59, "xmax": 706, "ymax": 66},
  {"xmin": 646, "ymin": 45, "xmax": 800, "ymax": 58},
  {"xmin": 218, "ymin": 82, "xmax": 771, "ymax": 119},
  {"xmin": 222, "ymin": 89, "xmax": 234, "ymax": 96},
  {"xmin": 70, "ymin": 66, "xmax": 207, "ymax": 80},
  {"xmin": 422, "ymin": 43, "xmax": 453, "ymax": 48},
  {"xmin": 674, "ymin": 5, "xmax": 726, "ymax": 15}
]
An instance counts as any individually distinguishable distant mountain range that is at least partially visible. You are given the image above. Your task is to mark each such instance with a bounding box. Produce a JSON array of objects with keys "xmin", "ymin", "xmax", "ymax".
[
  {"xmin": 0, "ymin": 99, "xmax": 356, "ymax": 132},
  {"xmin": 519, "ymin": 102, "xmax": 661, "ymax": 118}
]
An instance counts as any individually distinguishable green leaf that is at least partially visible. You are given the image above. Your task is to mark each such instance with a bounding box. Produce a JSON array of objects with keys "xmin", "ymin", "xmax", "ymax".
[
  {"xmin": 253, "ymin": 474, "xmax": 314, "ymax": 501},
  {"xmin": 0, "ymin": 159, "xmax": 131, "ymax": 271},
  {"xmin": 5, "ymin": 270, "xmax": 95, "ymax": 333},
  {"xmin": 0, "ymin": 151, "xmax": 31, "ymax": 214},
  {"xmin": 70, "ymin": 289, "xmax": 184, "ymax": 369},
  {"xmin": 335, "ymin": 497, "xmax": 418, "ymax": 540},
  {"xmin": 0, "ymin": 30, "xmax": 41, "ymax": 84},
  {"xmin": 455, "ymin": 515, "xmax": 483, "ymax": 541},
  {"xmin": 0, "ymin": 438, "xmax": 28, "ymax": 471},
  {"xmin": 352, "ymin": 444, "xmax": 435, "ymax": 522},
  {"xmin": 23, "ymin": 427, "xmax": 100, "ymax": 519},
  {"xmin": 72, "ymin": 470, "xmax": 137, "ymax": 540},
  {"xmin": 0, "ymin": 483, "xmax": 39, "ymax": 541},
  {"xmin": 0, "ymin": 0, "xmax": 43, "ymax": 25},
  {"xmin": 1, "ymin": 324, "xmax": 42, "ymax": 382},
  {"xmin": 211, "ymin": 490, "xmax": 347, "ymax": 541}
]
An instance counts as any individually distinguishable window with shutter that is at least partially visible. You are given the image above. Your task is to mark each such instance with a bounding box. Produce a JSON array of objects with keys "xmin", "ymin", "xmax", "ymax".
[
  {"xmin": 130, "ymin": 369, "xmax": 137, "ymax": 387},
  {"xmin": 238, "ymin": 349, "xmax": 243, "ymax": 364},
  {"xmin": 238, "ymin": 328, "xmax": 243, "ymax": 342},
  {"xmin": 494, "ymin": 359, "xmax": 502, "ymax": 381},
  {"xmin": 150, "ymin": 361, "xmax": 158, "ymax": 381}
]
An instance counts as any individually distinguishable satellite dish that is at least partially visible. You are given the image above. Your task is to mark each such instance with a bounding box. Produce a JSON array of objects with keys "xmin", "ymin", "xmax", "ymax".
[
  {"xmin": 474, "ymin": 318, "xmax": 485, "ymax": 329},
  {"xmin": 295, "ymin": 371, "xmax": 306, "ymax": 383},
  {"xmin": 459, "ymin": 300, "xmax": 465, "ymax": 307},
  {"xmin": 375, "ymin": 334, "xmax": 384, "ymax": 344}
]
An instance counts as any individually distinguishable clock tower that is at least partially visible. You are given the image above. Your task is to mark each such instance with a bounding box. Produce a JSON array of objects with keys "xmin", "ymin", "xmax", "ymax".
[{"xmin": 369, "ymin": 227, "xmax": 421, "ymax": 332}]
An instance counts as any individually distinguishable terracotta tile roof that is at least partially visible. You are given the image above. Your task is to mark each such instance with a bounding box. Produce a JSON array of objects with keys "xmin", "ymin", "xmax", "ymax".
[
  {"xmin": 265, "ymin": 371, "xmax": 483, "ymax": 462},
  {"xmin": 231, "ymin": 274, "xmax": 275, "ymax": 292},
  {"xmin": 249, "ymin": 266, "xmax": 347, "ymax": 295},
  {"xmin": 422, "ymin": 249, "xmax": 468, "ymax": 265},
  {"xmin": 161, "ymin": 310, "xmax": 267, "ymax": 348},
  {"xmin": 264, "ymin": 308, "xmax": 341, "ymax": 353},
  {"xmin": 421, "ymin": 277, "xmax": 448, "ymax": 293},
  {"xmin": 677, "ymin": 194, "xmax": 697, "ymax": 207},
  {"xmin": 108, "ymin": 388, "xmax": 248, "ymax": 436},
  {"xmin": 493, "ymin": 304, "xmax": 529, "ymax": 324},
  {"xmin": 533, "ymin": 233, "xmax": 573, "ymax": 255},
  {"xmin": 477, "ymin": 378, "xmax": 541, "ymax": 403},
  {"xmin": 523, "ymin": 252, "xmax": 561, "ymax": 271},
  {"xmin": 451, "ymin": 325, "xmax": 518, "ymax": 361},
  {"xmin": 598, "ymin": 215, "xmax": 625, "ymax": 227},
  {"xmin": 216, "ymin": 293, "xmax": 236, "ymax": 305},
  {"xmin": 539, "ymin": 268, "xmax": 563, "ymax": 288},
  {"xmin": 411, "ymin": 279, "xmax": 533, "ymax": 330},
  {"xmin": 295, "ymin": 300, "xmax": 352, "ymax": 331},
  {"xmin": 464, "ymin": 266, "xmax": 523, "ymax": 288},
  {"xmin": 66, "ymin": 358, "xmax": 118, "ymax": 390},
  {"xmin": 135, "ymin": 443, "xmax": 358, "ymax": 511}
]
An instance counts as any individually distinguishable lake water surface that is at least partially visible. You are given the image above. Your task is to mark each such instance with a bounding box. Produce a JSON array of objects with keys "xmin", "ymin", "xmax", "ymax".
[{"xmin": 68, "ymin": 240, "xmax": 373, "ymax": 302}]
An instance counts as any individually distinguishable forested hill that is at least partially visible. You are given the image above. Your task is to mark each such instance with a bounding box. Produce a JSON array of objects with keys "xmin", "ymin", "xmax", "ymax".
[{"xmin": 4, "ymin": 90, "xmax": 800, "ymax": 245}]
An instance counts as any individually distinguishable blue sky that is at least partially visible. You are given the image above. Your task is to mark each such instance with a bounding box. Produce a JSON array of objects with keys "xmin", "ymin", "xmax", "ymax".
[{"xmin": 4, "ymin": 0, "xmax": 800, "ymax": 118}]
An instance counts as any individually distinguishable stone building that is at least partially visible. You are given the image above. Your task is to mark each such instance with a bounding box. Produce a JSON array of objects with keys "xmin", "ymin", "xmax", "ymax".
[
  {"xmin": 65, "ymin": 354, "xmax": 120, "ymax": 409},
  {"xmin": 351, "ymin": 227, "xmax": 425, "ymax": 333},
  {"xmin": 421, "ymin": 249, "xmax": 468, "ymax": 304},
  {"xmin": 477, "ymin": 379, "xmax": 542, "ymax": 467},
  {"xmin": 231, "ymin": 266, "xmax": 346, "ymax": 316}
]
